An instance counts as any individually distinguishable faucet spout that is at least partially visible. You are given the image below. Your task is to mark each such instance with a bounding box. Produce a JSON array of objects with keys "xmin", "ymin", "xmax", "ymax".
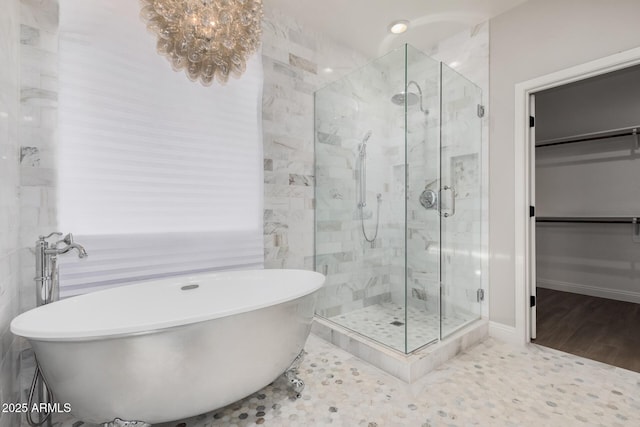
[
  {"xmin": 73, "ymin": 244, "xmax": 88, "ymax": 258},
  {"xmin": 45, "ymin": 243, "xmax": 88, "ymax": 258}
]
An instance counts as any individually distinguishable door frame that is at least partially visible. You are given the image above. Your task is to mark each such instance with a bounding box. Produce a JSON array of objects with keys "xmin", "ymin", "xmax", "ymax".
[{"xmin": 513, "ymin": 46, "xmax": 640, "ymax": 344}]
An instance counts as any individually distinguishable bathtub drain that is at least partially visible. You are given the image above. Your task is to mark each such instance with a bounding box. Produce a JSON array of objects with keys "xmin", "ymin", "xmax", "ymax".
[{"xmin": 181, "ymin": 284, "xmax": 199, "ymax": 291}]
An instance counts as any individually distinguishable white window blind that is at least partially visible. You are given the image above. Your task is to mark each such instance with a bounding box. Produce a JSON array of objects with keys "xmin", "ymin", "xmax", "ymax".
[{"xmin": 57, "ymin": 1, "xmax": 263, "ymax": 297}]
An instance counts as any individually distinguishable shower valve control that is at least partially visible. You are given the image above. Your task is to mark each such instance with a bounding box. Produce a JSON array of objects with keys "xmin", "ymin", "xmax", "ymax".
[{"xmin": 419, "ymin": 189, "xmax": 438, "ymax": 209}]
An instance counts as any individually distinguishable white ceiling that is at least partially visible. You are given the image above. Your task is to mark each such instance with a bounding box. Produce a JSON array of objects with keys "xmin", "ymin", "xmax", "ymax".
[{"xmin": 266, "ymin": 0, "xmax": 528, "ymax": 58}]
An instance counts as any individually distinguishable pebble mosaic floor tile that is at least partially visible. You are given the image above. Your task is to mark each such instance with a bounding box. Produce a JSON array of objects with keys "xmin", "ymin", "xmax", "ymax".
[
  {"xmin": 329, "ymin": 302, "xmax": 474, "ymax": 351},
  {"xmin": 49, "ymin": 334, "xmax": 640, "ymax": 427}
]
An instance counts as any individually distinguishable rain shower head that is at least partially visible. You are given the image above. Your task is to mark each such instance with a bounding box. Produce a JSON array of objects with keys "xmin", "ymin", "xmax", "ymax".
[
  {"xmin": 391, "ymin": 92, "xmax": 420, "ymax": 106},
  {"xmin": 392, "ymin": 80, "xmax": 428, "ymax": 114}
]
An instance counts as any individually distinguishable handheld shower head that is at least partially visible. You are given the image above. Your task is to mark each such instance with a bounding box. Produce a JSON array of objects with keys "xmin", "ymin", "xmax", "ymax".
[
  {"xmin": 359, "ymin": 131, "xmax": 372, "ymax": 156},
  {"xmin": 362, "ymin": 130, "xmax": 372, "ymax": 144}
]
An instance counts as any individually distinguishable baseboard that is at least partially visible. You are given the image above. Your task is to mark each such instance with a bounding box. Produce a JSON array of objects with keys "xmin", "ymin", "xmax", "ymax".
[
  {"xmin": 489, "ymin": 321, "xmax": 522, "ymax": 345},
  {"xmin": 537, "ymin": 278, "xmax": 640, "ymax": 305}
]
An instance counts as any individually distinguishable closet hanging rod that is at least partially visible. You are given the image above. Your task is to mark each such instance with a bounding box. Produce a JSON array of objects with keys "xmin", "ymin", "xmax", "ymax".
[
  {"xmin": 535, "ymin": 125, "xmax": 640, "ymax": 148},
  {"xmin": 536, "ymin": 216, "xmax": 639, "ymax": 224}
]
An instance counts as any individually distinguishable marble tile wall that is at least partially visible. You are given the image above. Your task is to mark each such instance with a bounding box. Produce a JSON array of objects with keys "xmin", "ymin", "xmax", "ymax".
[
  {"xmin": 428, "ymin": 22, "xmax": 490, "ymax": 321},
  {"xmin": 18, "ymin": 0, "xmax": 59, "ymax": 314},
  {"xmin": 261, "ymin": 6, "xmax": 368, "ymax": 272},
  {"xmin": 0, "ymin": 1, "xmax": 23, "ymax": 426},
  {"xmin": 402, "ymin": 23, "xmax": 490, "ymax": 323},
  {"xmin": 263, "ymin": 9, "xmax": 489, "ymax": 331},
  {"xmin": 389, "ymin": 47, "xmax": 442, "ymax": 316},
  {"xmin": 313, "ymin": 29, "xmax": 489, "ymax": 328},
  {"xmin": 13, "ymin": 2, "xmax": 59, "ymax": 420},
  {"xmin": 314, "ymin": 50, "xmax": 406, "ymax": 317}
]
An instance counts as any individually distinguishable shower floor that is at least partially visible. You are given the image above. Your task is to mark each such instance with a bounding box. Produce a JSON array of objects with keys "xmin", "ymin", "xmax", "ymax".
[{"xmin": 328, "ymin": 302, "xmax": 474, "ymax": 352}]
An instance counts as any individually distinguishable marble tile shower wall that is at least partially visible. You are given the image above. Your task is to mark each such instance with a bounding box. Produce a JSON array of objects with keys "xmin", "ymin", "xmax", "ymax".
[
  {"xmin": 261, "ymin": 7, "xmax": 368, "ymax": 274},
  {"xmin": 402, "ymin": 24, "xmax": 489, "ymax": 319},
  {"xmin": 436, "ymin": 22, "xmax": 491, "ymax": 316},
  {"xmin": 263, "ymin": 9, "xmax": 419, "ymax": 317},
  {"xmin": 403, "ymin": 68, "xmax": 441, "ymax": 314},
  {"xmin": 429, "ymin": 23, "xmax": 490, "ymax": 319},
  {"xmin": 0, "ymin": 1, "xmax": 22, "ymax": 426},
  {"xmin": 338, "ymin": 34, "xmax": 488, "ymax": 322},
  {"xmin": 262, "ymin": 11, "xmax": 489, "ymax": 320},
  {"xmin": 314, "ymin": 60, "xmax": 406, "ymax": 317}
]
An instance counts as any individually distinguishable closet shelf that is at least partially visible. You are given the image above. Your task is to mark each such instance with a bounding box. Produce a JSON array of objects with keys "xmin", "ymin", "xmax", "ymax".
[
  {"xmin": 535, "ymin": 125, "xmax": 640, "ymax": 148},
  {"xmin": 536, "ymin": 216, "xmax": 639, "ymax": 224}
]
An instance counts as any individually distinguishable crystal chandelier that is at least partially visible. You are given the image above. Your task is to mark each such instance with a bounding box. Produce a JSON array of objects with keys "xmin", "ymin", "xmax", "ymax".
[{"xmin": 140, "ymin": 0, "xmax": 263, "ymax": 86}]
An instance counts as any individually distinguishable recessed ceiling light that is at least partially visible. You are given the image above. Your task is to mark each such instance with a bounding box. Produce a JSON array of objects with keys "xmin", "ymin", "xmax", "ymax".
[
  {"xmin": 389, "ymin": 20, "xmax": 409, "ymax": 34},
  {"xmin": 323, "ymin": 67, "xmax": 334, "ymax": 74},
  {"xmin": 450, "ymin": 61, "xmax": 460, "ymax": 68}
]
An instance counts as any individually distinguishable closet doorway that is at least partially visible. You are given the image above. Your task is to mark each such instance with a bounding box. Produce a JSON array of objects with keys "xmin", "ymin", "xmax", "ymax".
[{"xmin": 530, "ymin": 64, "xmax": 640, "ymax": 372}]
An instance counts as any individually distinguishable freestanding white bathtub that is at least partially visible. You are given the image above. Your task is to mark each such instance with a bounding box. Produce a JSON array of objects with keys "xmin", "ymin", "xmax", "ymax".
[{"xmin": 11, "ymin": 269, "xmax": 325, "ymax": 426}]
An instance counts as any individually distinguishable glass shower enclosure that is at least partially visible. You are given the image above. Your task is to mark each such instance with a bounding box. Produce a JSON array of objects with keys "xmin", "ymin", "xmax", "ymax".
[{"xmin": 314, "ymin": 44, "xmax": 483, "ymax": 353}]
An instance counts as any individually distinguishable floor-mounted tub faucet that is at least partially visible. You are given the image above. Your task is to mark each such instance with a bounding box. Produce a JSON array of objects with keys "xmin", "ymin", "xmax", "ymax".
[
  {"xmin": 30, "ymin": 232, "xmax": 88, "ymax": 427},
  {"xmin": 35, "ymin": 232, "xmax": 87, "ymax": 306}
]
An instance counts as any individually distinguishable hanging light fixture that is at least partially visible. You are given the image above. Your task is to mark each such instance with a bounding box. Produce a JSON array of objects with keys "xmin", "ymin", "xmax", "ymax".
[{"xmin": 140, "ymin": 0, "xmax": 263, "ymax": 86}]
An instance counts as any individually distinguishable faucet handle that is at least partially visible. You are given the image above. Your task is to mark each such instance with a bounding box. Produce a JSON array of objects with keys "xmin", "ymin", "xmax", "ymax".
[
  {"xmin": 56, "ymin": 233, "xmax": 74, "ymax": 246},
  {"xmin": 39, "ymin": 231, "xmax": 63, "ymax": 241}
]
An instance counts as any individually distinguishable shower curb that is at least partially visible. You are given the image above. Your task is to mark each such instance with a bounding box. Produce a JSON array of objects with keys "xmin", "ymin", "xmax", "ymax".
[{"xmin": 311, "ymin": 317, "xmax": 489, "ymax": 383}]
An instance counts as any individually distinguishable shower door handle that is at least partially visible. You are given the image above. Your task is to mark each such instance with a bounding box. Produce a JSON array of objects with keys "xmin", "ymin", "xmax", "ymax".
[{"xmin": 440, "ymin": 185, "xmax": 456, "ymax": 218}]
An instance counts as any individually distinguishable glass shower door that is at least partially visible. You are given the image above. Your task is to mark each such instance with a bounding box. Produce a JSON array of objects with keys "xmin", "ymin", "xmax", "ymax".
[
  {"xmin": 405, "ymin": 45, "xmax": 441, "ymax": 352},
  {"xmin": 314, "ymin": 47, "xmax": 409, "ymax": 352},
  {"xmin": 439, "ymin": 63, "xmax": 483, "ymax": 338},
  {"xmin": 315, "ymin": 44, "xmax": 484, "ymax": 353}
]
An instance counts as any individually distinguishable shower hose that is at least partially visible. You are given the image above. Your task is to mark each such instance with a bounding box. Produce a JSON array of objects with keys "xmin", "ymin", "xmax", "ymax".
[
  {"xmin": 27, "ymin": 361, "xmax": 53, "ymax": 427},
  {"xmin": 360, "ymin": 193, "xmax": 381, "ymax": 243}
]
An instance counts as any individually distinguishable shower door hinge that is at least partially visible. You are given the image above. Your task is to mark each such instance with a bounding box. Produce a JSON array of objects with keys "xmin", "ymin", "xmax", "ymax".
[
  {"xmin": 476, "ymin": 288, "xmax": 485, "ymax": 302},
  {"xmin": 477, "ymin": 104, "xmax": 485, "ymax": 118},
  {"xmin": 530, "ymin": 295, "xmax": 536, "ymax": 307},
  {"xmin": 529, "ymin": 116, "xmax": 535, "ymax": 127}
]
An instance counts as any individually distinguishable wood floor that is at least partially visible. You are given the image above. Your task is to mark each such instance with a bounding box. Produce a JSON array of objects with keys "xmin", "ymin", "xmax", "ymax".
[{"xmin": 533, "ymin": 287, "xmax": 640, "ymax": 373}]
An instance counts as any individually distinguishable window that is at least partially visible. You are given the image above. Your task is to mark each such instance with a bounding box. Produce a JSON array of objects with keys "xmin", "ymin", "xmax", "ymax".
[{"xmin": 57, "ymin": 1, "xmax": 263, "ymax": 296}]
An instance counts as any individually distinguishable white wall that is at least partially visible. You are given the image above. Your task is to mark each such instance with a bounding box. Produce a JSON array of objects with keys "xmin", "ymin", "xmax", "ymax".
[
  {"xmin": 536, "ymin": 224, "xmax": 640, "ymax": 303},
  {"xmin": 536, "ymin": 65, "xmax": 640, "ymax": 216},
  {"xmin": 535, "ymin": 66, "xmax": 640, "ymax": 303},
  {"xmin": 535, "ymin": 65, "xmax": 640, "ymax": 142},
  {"xmin": 536, "ymin": 141, "xmax": 640, "ymax": 216},
  {"xmin": 489, "ymin": 0, "xmax": 640, "ymax": 327}
]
